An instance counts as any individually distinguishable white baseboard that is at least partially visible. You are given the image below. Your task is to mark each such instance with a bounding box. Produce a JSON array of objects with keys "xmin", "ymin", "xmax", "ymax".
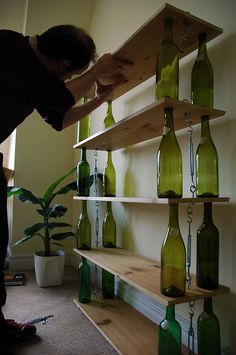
[{"xmin": 8, "ymin": 252, "xmax": 73, "ymax": 271}]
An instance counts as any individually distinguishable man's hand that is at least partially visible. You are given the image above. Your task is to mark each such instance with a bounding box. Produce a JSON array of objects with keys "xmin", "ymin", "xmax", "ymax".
[
  {"xmin": 95, "ymin": 76, "xmax": 126, "ymax": 102},
  {"xmin": 93, "ymin": 53, "xmax": 132, "ymax": 85}
]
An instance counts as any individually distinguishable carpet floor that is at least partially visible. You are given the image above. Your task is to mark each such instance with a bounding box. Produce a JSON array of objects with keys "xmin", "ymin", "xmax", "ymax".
[{"xmin": 2, "ymin": 266, "xmax": 117, "ymax": 355}]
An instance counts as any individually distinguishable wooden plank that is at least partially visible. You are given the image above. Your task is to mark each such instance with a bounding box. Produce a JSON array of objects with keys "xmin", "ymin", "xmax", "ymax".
[
  {"xmin": 74, "ymin": 196, "xmax": 230, "ymax": 204},
  {"xmin": 73, "ymin": 248, "xmax": 230, "ymax": 306},
  {"xmin": 73, "ymin": 296, "xmax": 189, "ymax": 355},
  {"xmin": 73, "ymin": 296, "xmax": 157, "ymax": 355},
  {"xmin": 73, "ymin": 98, "xmax": 225, "ymax": 151},
  {"xmin": 109, "ymin": 3, "xmax": 222, "ymax": 100}
]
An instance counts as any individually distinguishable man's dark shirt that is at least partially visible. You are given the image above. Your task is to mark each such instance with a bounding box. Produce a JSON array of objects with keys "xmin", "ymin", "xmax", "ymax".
[{"xmin": 0, "ymin": 30, "xmax": 75, "ymax": 144}]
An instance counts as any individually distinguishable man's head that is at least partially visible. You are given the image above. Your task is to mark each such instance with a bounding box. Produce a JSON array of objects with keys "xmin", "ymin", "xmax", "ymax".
[{"xmin": 37, "ymin": 25, "xmax": 97, "ymax": 79}]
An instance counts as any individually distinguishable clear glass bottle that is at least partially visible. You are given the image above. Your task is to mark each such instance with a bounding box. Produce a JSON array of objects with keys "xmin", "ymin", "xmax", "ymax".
[
  {"xmin": 156, "ymin": 18, "xmax": 179, "ymax": 101},
  {"xmin": 191, "ymin": 33, "xmax": 214, "ymax": 108},
  {"xmin": 103, "ymin": 100, "xmax": 115, "ymax": 129},
  {"xmin": 195, "ymin": 115, "xmax": 219, "ymax": 197},
  {"xmin": 197, "ymin": 297, "xmax": 221, "ymax": 355},
  {"xmin": 158, "ymin": 305, "xmax": 182, "ymax": 355},
  {"xmin": 77, "ymin": 96, "xmax": 91, "ymax": 142},
  {"xmin": 77, "ymin": 148, "xmax": 90, "ymax": 196},
  {"xmin": 102, "ymin": 201, "xmax": 116, "ymax": 248},
  {"xmin": 161, "ymin": 203, "xmax": 186, "ymax": 297},
  {"xmin": 76, "ymin": 200, "xmax": 91, "ymax": 250},
  {"xmin": 103, "ymin": 151, "xmax": 116, "ymax": 197},
  {"xmin": 157, "ymin": 107, "xmax": 182, "ymax": 198},
  {"xmin": 78, "ymin": 257, "xmax": 91, "ymax": 303},
  {"xmin": 197, "ymin": 202, "xmax": 219, "ymax": 290},
  {"xmin": 102, "ymin": 269, "xmax": 114, "ymax": 299}
]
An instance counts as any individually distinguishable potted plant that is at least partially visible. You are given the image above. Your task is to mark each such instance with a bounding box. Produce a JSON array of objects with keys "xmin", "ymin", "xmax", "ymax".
[{"xmin": 7, "ymin": 168, "xmax": 78, "ymax": 287}]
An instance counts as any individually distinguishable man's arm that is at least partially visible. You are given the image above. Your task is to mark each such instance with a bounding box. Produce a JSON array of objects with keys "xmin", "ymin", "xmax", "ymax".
[{"xmin": 62, "ymin": 78, "xmax": 124, "ymax": 129}]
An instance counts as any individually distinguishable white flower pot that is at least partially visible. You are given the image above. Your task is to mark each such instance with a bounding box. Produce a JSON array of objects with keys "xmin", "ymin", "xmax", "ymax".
[{"xmin": 34, "ymin": 250, "xmax": 65, "ymax": 287}]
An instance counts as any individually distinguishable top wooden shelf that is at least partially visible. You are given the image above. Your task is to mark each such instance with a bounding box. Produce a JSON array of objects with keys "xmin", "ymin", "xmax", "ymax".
[
  {"xmin": 74, "ymin": 98, "xmax": 225, "ymax": 151},
  {"xmin": 109, "ymin": 2, "xmax": 222, "ymax": 100}
]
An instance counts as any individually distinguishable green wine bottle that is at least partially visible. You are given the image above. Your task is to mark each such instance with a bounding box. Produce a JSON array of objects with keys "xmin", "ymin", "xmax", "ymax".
[
  {"xmin": 76, "ymin": 200, "xmax": 91, "ymax": 250},
  {"xmin": 161, "ymin": 203, "xmax": 186, "ymax": 297},
  {"xmin": 78, "ymin": 257, "xmax": 90, "ymax": 303},
  {"xmin": 195, "ymin": 115, "xmax": 219, "ymax": 197},
  {"xmin": 197, "ymin": 297, "xmax": 221, "ymax": 355},
  {"xmin": 158, "ymin": 305, "xmax": 182, "ymax": 355},
  {"xmin": 103, "ymin": 151, "xmax": 116, "ymax": 197},
  {"xmin": 156, "ymin": 17, "xmax": 179, "ymax": 101},
  {"xmin": 197, "ymin": 202, "xmax": 219, "ymax": 290},
  {"xmin": 102, "ymin": 269, "xmax": 114, "ymax": 299},
  {"xmin": 77, "ymin": 147, "xmax": 90, "ymax": 196},
  {"xmin": 191, "ymin": 33, "xmax": 213, "ymax": 108},
  {"xmin": 103, "ymin": 100, "xmax": 115, "ymax": 128},
  {"xmin": 77, "ymin": 96, "xmax": 91, "ymax": 142},
  {"xmin": 102, "ymin": 201, "xmax": 116, "ymax": 248},
  {"xmin": 157, "ymin": 107, "xmax": 182, "ymax": 198}
]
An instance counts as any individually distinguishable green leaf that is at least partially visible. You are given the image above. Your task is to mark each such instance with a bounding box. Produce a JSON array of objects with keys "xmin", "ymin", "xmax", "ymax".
[
  {"xmin": 51, "ymin": 232, "xmax": 75, "ymax": 241},
  {"xmin": 43, "ymin": 167, "xmax": 76, "ymax": 205},
  {"xmin": 23, "ymin": 223, "xmax": 46, "ymax": 236},
  {"xmin": 37, "ymin": 204, "xmax": 67, "ymax": 218},
  {"xmin": 13, "ymin": 234, "xmax": 42, "ymax": 246},
  {"xmin": 54, "ymin": 181, "xmax": 77, "ymax": 195},
  {"xmin": 7, "ymin": 187, "xmax": 42, "ymax": 205}
]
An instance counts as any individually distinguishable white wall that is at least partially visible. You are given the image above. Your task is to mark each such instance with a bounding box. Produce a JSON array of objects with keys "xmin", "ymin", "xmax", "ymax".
[{"xmin": 85, "ymin": 0, "xmax": 236, "ymax": 351}]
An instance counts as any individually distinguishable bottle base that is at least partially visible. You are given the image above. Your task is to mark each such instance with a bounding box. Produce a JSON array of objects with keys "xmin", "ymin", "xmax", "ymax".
[{"xmin": 161, "ymin": 285, "xmax": 185, "ymax": 297}]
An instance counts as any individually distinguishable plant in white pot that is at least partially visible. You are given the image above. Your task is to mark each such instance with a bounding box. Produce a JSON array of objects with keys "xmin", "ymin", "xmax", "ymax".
[{"xmin": 7, "ymin": 168, "xmax": 78, "ymax": 287}]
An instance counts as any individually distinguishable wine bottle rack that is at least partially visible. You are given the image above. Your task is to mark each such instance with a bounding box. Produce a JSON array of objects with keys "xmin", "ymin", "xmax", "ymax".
[{"xmin": 73, "ymin": 3, "xmax": 227, "ymax": 354}]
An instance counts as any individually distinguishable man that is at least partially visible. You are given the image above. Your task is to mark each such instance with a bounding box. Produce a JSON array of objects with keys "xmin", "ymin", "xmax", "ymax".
[{"xmin": 0, "ymin": 24, "xmax": 129, "ymax": 346}]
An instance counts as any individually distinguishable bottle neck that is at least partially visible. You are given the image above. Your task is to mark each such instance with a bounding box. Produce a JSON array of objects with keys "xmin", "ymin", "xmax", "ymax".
[
  {"xmin": 81, "ymin": 256, "xmax": 87, "ymax": 263},
  {"xmin": 107, "ymin": 201, "xmax": 112, "ymax": 213},
  {"xmin": 198, "ymin": 33, "xmax": 207, "ymax": 58},
  {"xmin": 107, "ymin": 150, "xmax": 113, "ymax": 163},
  {"xmin": 82, "ymin": 200, "xmax": 88, "ymax": 214},
  {"xmin": 204, "ymin": 297, "xmax": 213, "ymax": 314},
  {"xmin": 169, "ymin": 203, "xmax": 179, "ymax": 228},
  {"xmin": 165, "ymin": 305, "xmax": 175, "ymax": 320},
  {"xmin": 164, "ymin": 107, "xmax": 174, "ymax": 131},
  {"xmin": 107, "ymin": 100, "xmax": 113, "ymax": 115},
  {"xmin": 81, "ymin": 147, "xmax": 87, "ymax": 160},
  {"xmin": 203, "ymin": 202, "xmax": 213, "ymax": 223},
  {"xmin": 163, "ymin": 18, "xmax": 173, "ymax": 42},
  {"xmin": 201, "ymin": 115, "xmax": 211, "ymax": 138}
]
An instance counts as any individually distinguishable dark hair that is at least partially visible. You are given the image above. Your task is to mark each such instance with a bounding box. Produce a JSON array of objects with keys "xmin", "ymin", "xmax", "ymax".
[{"xmin": 37, "ymin": 25, "xmax": 97, "ymax": 71}]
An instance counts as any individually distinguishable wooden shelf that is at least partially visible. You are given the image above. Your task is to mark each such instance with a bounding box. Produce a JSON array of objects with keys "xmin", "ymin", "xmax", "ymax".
[
  {"xmin": 109, "ymin": 3, "xmax": 222, "ymax": 100},
  {"xmin": 73, "ymin": 248, "xmax": 230, "ymax": 306},
  {"xmin": 73, "ymin": 296, "xmax": 157, "ymax": 355},
  {"xmin": 74, "ymin": 195, "xmax": 230, "ymax": 204},
  {"xmin": 73, "ymin": 98, "xmax": 225, "ymax": 151},
  {"xmin": 73, "ymin": 296, "xmax": 189, "ymax": 355}
]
